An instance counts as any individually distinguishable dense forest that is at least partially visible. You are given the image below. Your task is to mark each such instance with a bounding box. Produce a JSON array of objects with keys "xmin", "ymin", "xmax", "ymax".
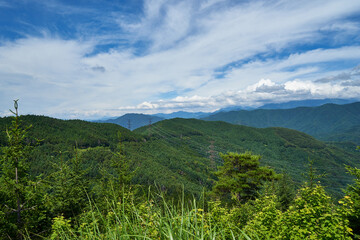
[
  {"xmin": 202, "ymin": 102, "xmax": 360, "ymax": 144},
  {"xmin": 1, "ymin": 102, "xmax": 360, "ymax": 239}
]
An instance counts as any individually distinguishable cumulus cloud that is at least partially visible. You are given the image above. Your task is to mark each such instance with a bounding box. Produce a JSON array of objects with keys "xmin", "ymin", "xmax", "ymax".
[
  {"xmin": 248, "ymin": 79, "xmax": 285, "ymax": 93},
  {"xmin": 111, "ymin": 73, "xmax": 360, "ymax": 116}
]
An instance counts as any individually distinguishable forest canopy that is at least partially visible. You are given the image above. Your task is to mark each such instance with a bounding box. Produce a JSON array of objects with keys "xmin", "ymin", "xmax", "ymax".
[{"xmin": 0, "ymin": 101, "xmax": 360, "ymax": 239}]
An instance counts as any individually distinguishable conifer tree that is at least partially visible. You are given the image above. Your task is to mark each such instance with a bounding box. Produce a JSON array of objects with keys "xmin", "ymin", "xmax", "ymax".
[
  {"xmin": 275, "ymin": 173, "xmax": 296, "ymax": 211},
  {"xmin": 0, "ymin": 100, "xmax": 45, "ymax": 239},
  {"xmin": 212, "ymin": 152, "xmax": 279, "ymax": 204},
  {"xmin": 98, "ymin": 132, "xmax": 135, "ymax": 199},
  {"xmin": 111, "ymin": 132, "xmax": 134, "ymax": 186},
  {"xmin": 45, "ymin": 148, "xmax": 89, "ymax": 219}
]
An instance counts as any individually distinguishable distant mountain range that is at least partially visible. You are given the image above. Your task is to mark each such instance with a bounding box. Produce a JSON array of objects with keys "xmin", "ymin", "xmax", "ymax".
[
  {"xmin": 202, "ymin": 102, "xmax": 360, "ymax": 144},
  {"xmin": 94, "ymin": 98, "xmax": 359, "ymax": 133},
  {"xmin": 95, "ymin": 111, "xmax": 212, "ymax": 130},
  {"xmin": 258, "ymin": 98, "xmax": 357, "ymax": 110},
  {"xmin": 1, "ymin": 113, "xmax": 359, "ymax": 197},
  {"xmin": 153, "ymin": 111, "xmax": 211, "ymax": 119},
  {"xmin": 98, "ymin": 113, "xmax": 164, "ymax": 130}
]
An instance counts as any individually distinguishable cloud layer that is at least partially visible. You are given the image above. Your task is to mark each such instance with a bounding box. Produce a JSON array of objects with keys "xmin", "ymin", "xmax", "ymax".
[{"xmin": 0, "ymin": 0, "xmax": 360, "ymax": 118}]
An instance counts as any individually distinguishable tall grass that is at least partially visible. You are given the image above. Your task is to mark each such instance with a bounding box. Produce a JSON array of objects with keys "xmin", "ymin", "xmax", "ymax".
[{"xmin": 43, "ymin": 186, "xmax": 252, "ymax": 240}]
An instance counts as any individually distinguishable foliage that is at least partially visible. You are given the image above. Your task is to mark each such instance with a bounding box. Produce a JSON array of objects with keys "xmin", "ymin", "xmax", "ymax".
[
  {"xmin": 212, "ymin": 152, "xmax": 279, "ymax": 204},
  {"xmin": 44, "ymin": 149, "xmax": 90, "ymax": 219},
  {"xmin": 1, "ymin": 115, "xmax": 359, "ymax": 197},
  {"xmin": 0, "ymin": 103, "xmax": 359, "ymax": 239},
  {"xmin": 136, "ymin": 118, "xmax": 360, "ymax": 198},
  {"xmin": 96, "ymin": 133, "xmax": 136, "ymax": 202},
  {"xmin": 0, "ymin": 101, "xmax": 47, "ymax": 239},
  {"xmin": 345, "ymin": 161, "xmax": 360, "ymax": 238},
  {"xmin": 243, "ymin": 194, "xmax": 281, "ymax": 239},
  {"xmin": 277, "ymin": 184, "xmax": 352, "ymax": 239},
  {"xmin": 274, "ymin": 174, "xmax": 296, "ymax": 211},
  {"xmin": 50, "ymin": 215, "xmax": 74, "ymax": 240},
  {"xmin": 48, "ymin": 189, "xmax": 245, "ymax": 240},
  {"xmin": 44, "ymin": 182, "xmax": 354, "ymax": 240},
  {"xmin": 108, "ymin": 132, "xmax": 135, "ymax": 186},
  {"xmin": 242, "ymin": 184, "xmax": 353, "ymax": 239}
]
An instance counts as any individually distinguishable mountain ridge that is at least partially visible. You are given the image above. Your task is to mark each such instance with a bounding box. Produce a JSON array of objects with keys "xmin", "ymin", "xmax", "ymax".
[
  {"xmin": 93, "ymin": 98, "xmax": 358, "ymax": 130},
  {"xmin": 1, "ymin": 115, "xmax": 359, "ymax": 198},
  {"xmin": 258, "ymin": 98, "xmax": 357, "ymax": 110},
  {"xmin": 202, "ymin": 102, "xmax": 360, "ymax": 144},
  {"xmin": 97, "ymin": 113, "xmax": 164, "ymax": 130}
]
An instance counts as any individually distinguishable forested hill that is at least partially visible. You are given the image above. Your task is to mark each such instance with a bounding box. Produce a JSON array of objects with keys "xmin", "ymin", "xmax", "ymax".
[
  {"xmin": 135, "ymin": 118, "xmax": 360, "ymax": 197},
  {"xmin": 153, "ymin": 111, "xmax": 211, "ymax": 119},
  {"xmin": 258, "ymin": 98, "xmax": 356, "ymax": 109},
  {"xmin": 202, "ymin": 102, "xmax": 360, "ymax": 144},
  {"xmin": 0, "ymin": 115, "xmax": 139, "ymax": 148},
  {"xmin": 0, "ymin": 115, "xmax": 359, "ymax": 198}
]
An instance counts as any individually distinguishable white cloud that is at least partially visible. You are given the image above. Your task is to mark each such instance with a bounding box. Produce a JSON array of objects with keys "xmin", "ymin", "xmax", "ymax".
[
  {"xmin": 320, "ymin": 21, "xmax": 360, "ymax": 32},
  {"xmin": 1, "ymin": 0, "xmax": 360, "ymax": 118},
  {"xmin": 123, "ymin": 74, "xmax": 360, "ymax": 115},
  {"xmin": 0, "ymin": 38, "xmax": 92, "ymax": 78}
]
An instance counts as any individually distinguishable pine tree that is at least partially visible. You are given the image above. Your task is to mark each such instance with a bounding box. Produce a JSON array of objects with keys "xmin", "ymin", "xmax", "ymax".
[
  {"xmin": 111, "ymin": 132, "xmax": 134, "ymax": 186},
  {"xmin": 97, "ymin": 132, "xmax": 135, "ymax": 201},
  {"xmin": 212, "ymin": 152, "xmax": 279, "ymax": 204},
  {"xmin": 275, "ymin": 174, "xmax": 296, "ymax": 211},
  {"xmin": 45, "ymin": 148, "xmax": 89, "ymax": 219},
  {"xmin": 0, "ymin": 100, "xmax": 45, "ymax": 239}
]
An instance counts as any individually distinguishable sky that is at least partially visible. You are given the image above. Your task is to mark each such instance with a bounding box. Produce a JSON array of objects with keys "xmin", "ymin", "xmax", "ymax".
[{"xmin": 0, "ymin": 0, "xmax": 360, "ymax": 119}]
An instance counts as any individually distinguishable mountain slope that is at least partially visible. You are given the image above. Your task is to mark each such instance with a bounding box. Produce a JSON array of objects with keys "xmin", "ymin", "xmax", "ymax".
[
  {"xmin": 0, "ymin": 115, "xmax": 139, "ymax": 148},
  {"xmin": 153, "ymin": 111, "xmax": 211, "ymax": 119},
  {"xmin": 259, "ymin": 98, "xmax": 357, "ymax": 110},
  {"xmin": 324, "ymin": 125, "xmax": 360, "ymax": 144},
  {"xmin": 99, "ymin": 113, "xmax": 164, "ymax": 130},
  {"xmin": 136, "ymin": 118, "xmax": 360, "ymax": 197},
  {"xmin": 202, "ymin": 102, "xmax": 360, "ymax": 144},
  {"xmin": 1, "ymin": 115, "xmax": 359, "ymax": 198},
  {"xmin": 0, "ymin": 115, "xmax": 211, "ymax": 195}
]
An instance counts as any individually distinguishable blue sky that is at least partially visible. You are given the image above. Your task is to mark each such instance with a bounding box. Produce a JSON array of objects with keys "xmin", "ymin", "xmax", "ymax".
[{"xmin": 0, "ymin": 0, "xmax": 360, "ymax": 119}]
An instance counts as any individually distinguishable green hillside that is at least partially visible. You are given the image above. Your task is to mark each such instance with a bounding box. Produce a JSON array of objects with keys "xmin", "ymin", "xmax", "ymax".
[
  {"xmin": 259, "ymin": 98, "xmax": 356, "ymax": 109},
  {"xmin": 0, "ymin": 115, "xmax": 212, "ymax": 195},
  {"xmin": 135, "ymin": 118, "xmax": 360, "ymax": 197},
  {"xmin": 202, "ymin": 102, "xmax": 360, "ymax": 144},
  {"xmin": 0, "ymin": 115, "xmax": 359, "ymax": 198},
  {"xmin": 323, "ymin": 124, "xmax": 360, "ymax": 144},
  {"xmin": 0, "ymin": 115, "xmax": 141, "ymax": 146}
]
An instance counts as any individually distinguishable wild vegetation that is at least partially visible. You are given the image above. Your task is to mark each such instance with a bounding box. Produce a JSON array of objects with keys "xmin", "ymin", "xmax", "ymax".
[{"xmin": 1, "ymin": 101, "xmax": 360, "ymax": 239}]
